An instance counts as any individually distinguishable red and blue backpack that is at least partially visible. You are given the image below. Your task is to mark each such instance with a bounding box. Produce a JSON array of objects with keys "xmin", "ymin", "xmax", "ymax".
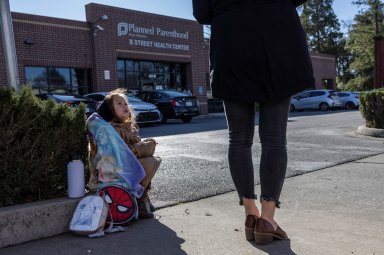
[{"xmin": 96, "ymin": 185, "xmax": 138, "ymax": 226}]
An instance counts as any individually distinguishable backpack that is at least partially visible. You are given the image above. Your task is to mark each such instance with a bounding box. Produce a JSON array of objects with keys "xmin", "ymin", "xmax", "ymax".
[
  {"xmin": 96, "ymin": 185, "xmax": 138, "ymax": 226},
  {"xmin": 69, "ymin": 195, "xmax": 109, "ymax": 237},
  {"xmin": 70, "ymin": 185, "xmax": 138, "ymax": 238}
]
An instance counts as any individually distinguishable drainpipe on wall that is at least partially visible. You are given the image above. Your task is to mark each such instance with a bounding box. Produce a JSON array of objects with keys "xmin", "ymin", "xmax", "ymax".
[{"xmin": 0, "ymin": 0, "xmax": 20, "ymax": 92}]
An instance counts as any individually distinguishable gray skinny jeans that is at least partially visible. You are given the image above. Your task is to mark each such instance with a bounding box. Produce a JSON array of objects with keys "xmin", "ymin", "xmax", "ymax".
[{"xmin": 223, "ymin": 97, "xmax": 291, "ymax": 208}]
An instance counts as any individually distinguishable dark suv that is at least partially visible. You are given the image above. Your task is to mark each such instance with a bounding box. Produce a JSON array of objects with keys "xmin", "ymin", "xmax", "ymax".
[{"xmin": 135, "ymin": 90, "xmax": 200, "ymax": 123}]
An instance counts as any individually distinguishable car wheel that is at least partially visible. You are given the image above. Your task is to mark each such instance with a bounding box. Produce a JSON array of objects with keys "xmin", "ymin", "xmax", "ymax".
[
  {"xmin": 289, "ymin": 104, "xmax": 295, "ymax": 112},
  {"xmin": 319, "ymin": 102, "xmax": 329, "ymax": 111},
  {"xmin": 161, "ymin": 115, "xmax": 168, "ymax": 124},
  {"xmin": 181, "ymin": 116, "xmax": 192, "ymax": 123},
  {"xmin": 345, "ymin": 102, "xmax": 355, "ymax": 110}
]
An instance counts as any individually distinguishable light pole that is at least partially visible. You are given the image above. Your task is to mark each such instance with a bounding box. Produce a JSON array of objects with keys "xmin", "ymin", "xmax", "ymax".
[{"xmin": 0, "ymin": 0, "xmax": 20, "ymax": 92}]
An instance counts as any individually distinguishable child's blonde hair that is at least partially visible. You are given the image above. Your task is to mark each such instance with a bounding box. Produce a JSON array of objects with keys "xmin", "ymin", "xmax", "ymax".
[{"xmin": 104, "ymin": 88, "xmax": 138, "ymax": 128}]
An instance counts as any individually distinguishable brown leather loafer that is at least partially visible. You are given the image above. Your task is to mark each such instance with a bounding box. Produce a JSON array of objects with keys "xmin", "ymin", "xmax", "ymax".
[
  {"xmin": 245, "ymin": 215, "xmax": 259, "ymax": 241},
  {"xmin": 254, "ymin": 218, "xmax": 288, "ymax": 245},
  {"xmin": 137, "ymin": 193, "xmax": 154, "ymax": 219}
]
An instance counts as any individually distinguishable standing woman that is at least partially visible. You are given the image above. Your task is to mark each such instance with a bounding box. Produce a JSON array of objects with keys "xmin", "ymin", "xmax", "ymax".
[{"xmin": 192, "ymin": 0, "xmax": 313, "ymax": 245}]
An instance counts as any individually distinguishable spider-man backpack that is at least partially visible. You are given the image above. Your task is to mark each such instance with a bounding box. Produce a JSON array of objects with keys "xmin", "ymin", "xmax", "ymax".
[{"xmin": 96, "ymin": 185, "xmax": 138, "ymax": 227}]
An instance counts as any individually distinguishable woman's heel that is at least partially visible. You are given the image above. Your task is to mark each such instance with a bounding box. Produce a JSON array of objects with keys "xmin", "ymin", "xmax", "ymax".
[
  {"xmin": 245, "ymin": 227, "xmax": 255, "ymax": 241},
  {"xmin": 244, "ymin": 215, "xmax": 258, "ymax": 241},
  {"xmin": 254, "ymin": 232, "xmax": 273, "ymax": 245}
]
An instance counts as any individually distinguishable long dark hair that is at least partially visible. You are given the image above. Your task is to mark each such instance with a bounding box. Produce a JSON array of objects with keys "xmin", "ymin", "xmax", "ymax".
[{"xmin": 96, "ymin": 88, "xmax": 137, "ymax": 128}]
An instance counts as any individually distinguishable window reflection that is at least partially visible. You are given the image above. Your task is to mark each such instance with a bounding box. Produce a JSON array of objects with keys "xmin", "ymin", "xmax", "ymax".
[
  {"xmin": 72, "ymin": 68, "xmax": 89, "ymax": 94},
  {"xmin": 117, "ymin": 60, "xmax": 125, "ymax": 88},
  {"xmin": 116, "ymin": 60, "xmax": 185, "ymax": 92},
  {"xmin": 49, "ymin": 67, "xmax": 70, "ymax": 93},
  {"xmin": 25, "ymin": 66, "xmax": 90, "ymax": 94},
  {"xmin": 25, "ymin": 67, "xmax": 48, "ymax": 93}
]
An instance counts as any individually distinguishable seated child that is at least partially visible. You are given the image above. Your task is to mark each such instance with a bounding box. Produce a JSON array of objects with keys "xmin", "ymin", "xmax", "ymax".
[{"xmin": 96, "ymin": 88, "xmax": 161, "ymax": 218}]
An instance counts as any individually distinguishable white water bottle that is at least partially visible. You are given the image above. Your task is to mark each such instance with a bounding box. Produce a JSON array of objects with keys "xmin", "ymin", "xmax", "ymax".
[{"xmin": 67, "ymin": 154, "xmax": 85, "ymax": 198}]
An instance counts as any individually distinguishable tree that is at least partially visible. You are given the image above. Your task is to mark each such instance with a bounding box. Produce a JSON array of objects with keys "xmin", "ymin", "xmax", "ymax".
[
  {"xmin": 336, "ymin": 37, "xmax": 356, "ymax": 87},
  {"xmin": 300, "ymin": 0, "xmax": 348, "ymax": 86},
  {"xmin": 344, "ymin": 0, "xmax": 384, "ymax": 90},
  {"xmin": 354, "ymin": 0, "xmax": 384, "ymax": 35},
  {"xmin": 300, "ymin": 0, "xmax": 344, "ymax": 54}
]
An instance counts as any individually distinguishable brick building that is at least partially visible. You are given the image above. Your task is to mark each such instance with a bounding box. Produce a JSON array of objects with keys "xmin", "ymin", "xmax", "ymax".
[
  {"xmin": 310, "ymin": 52, "xmax": 337, "ymax": 90},
  {"xmin": 0, "ymin": 3, "xmax": 336, "ymax": 115}
]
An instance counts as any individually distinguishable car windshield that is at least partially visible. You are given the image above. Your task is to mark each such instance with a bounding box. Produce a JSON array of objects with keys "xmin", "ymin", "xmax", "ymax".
[
  {"xmin": 127, "ymin": 95, "xmax": 142, "ymax": 102},
  {"xmin": 53, "ymin": 94, "xmax": 89, "ymax": 101},
  {"xmin": 329, "ymin": 92, "xmax": 338, "ymax": 97},
  {"xmin": 161, "ymin": 91, "xmax": 192, "ymax": 97}
]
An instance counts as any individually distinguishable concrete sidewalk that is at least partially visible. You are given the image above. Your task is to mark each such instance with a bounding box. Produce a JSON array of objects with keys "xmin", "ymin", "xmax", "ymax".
[{"xmin": 1, "ymin": 153, "xmax": 384, "ymax": 255}]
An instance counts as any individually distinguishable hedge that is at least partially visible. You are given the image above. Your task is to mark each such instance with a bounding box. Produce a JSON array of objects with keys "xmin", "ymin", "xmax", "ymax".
[
  {"xmin": 359, "ymin": 88, "xmax": 384, "ymax": 129},
  {"xmin": 0, "ymin": 86, "xmax": 87, "ymax": 207}
]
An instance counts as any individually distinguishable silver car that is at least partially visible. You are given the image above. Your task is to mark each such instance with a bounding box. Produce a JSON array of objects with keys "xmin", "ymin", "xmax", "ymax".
[
  {"xmin": 336, "ymin": 91, "xmax": 360, "ymax": 110},
  {"xmin": 84, "ymin": 92, "xmax": 162, "ymax": 124},
  {"xmin": 290, "ymin": 90, "xmax": 343, "ymax": 111}
]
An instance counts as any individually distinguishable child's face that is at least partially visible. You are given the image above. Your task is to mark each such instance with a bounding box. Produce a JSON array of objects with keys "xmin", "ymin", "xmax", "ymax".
[{"xmin": 112, "ymin": 95, "xmax": 130, "ymax": 121}]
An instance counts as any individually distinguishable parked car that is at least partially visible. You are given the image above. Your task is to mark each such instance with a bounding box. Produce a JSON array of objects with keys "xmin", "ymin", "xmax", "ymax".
[
  {"xmin": 336, "ymin": 91, "xmax": 360, "ymax": 110},
  {"xmin": 35, "ymin": 93, "xmax": 97, "ymax": 116},
  {"xmin": 135, "ymin": 90, "xmax": 200, "ymax": 123},
  {"xmin": 84, "ymin": 92, "xmax": 162, "ymax": 125},
  {"xmin": 83, "ymin": 92, "xmax": 109, "ymax": 106},
  {"xmin": 290, "ymin": 90, "xmax": 342, "ymax": 112}
]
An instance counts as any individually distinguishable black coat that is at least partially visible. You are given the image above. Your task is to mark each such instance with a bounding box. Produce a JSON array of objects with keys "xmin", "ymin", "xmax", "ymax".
[{"xmin": 193, "ymin": 0, "xmax": 315, "ymax": 103}]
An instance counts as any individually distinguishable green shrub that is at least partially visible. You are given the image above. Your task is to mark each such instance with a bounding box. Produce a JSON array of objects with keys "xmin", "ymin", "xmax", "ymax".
[
  {"xmin": 359, "ymin": 88, "xmax": 384, "ymax": 129},
  {"xmin": 0, "ymin": 86, "xmax": 87, "ymax": 207}
]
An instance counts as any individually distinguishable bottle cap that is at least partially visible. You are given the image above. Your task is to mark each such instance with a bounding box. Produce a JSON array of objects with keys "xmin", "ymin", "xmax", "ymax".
[{"xmin": 69, "ymin": 153, "xmax": 82, "ymax": 161}]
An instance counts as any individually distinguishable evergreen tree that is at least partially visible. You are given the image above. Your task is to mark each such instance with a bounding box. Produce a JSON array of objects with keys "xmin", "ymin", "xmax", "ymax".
[
  {"xmin": 300, "ymin": 0, "xmax": 347, "ymax": 86},
  {"xmin": 344, "ymin": 0, "xmax": 384, "ymax": 90},
  {"xmin": 300, "ymin": 0, "xmax": 344, "ymax": 54},
  {"xmin": 354, "ymin": 0, "xmax": 384, "ymax": 35},
  {"xmin": 337, "ymin": 37, "xmax": 355, "ymax": 87}
]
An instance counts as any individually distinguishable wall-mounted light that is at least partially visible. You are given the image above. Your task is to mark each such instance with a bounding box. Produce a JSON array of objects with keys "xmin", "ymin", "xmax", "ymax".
[
  {"xmin": 24, "ymin": 38, "xmax": 34, "ymax": 45},
  {"xmin": 99, "ymin": 15, "xmax": 108, "ymax": 21},
  {"xmin": 95, "ymin": 24, "xmax": 104, "ymax": 31},
  {"xmin": 93, "ymin": 14, "xmax": 108, "ymax": 37}
]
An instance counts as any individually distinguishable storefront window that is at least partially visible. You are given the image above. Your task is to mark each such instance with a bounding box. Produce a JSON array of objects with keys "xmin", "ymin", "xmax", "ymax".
[
  {"xmin": 127, "ymin": 60, "xmax": 140, "ymax": 91},
  {"xmin": 126, "ymin": 60, "xmax": 139, "ymax": 72},
  {"xmin": 71, "ymin": 68, "xmax": 90, "ymax": 94},
  {"xmin": 163, "ymin": 64, "xmax": 170, "ymax": 88},
  {"xmin": 25, "ymin": 67, "xmax": 48, "ymax": 93},
  {"xmin": 117, "ymin": 59, "xmax": 185, "ymax": 92},
  {"xmin": 25, "ymin": 66, "xmax": 90, "ymax": 94},
  {"xmin": 117, "ymin": 60, "xmax": 125, "ymax": 88},
  {"xmin": 49, "ymin": 67, "xmax": 70, "ymax": 93}
]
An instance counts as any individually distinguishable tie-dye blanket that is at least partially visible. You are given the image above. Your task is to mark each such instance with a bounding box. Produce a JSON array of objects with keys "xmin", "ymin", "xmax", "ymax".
[{"xmin": 86, "ymin": 113, "xmax": 145, "ymax": 198}]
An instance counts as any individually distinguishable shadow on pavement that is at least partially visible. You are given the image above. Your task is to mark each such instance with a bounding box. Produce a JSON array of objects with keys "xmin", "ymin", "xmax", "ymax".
[
  {"xmin": 140, "ymin": 109, "xmax": 359, "ymax": 138},
  {"xmin": 2, "ymin": 219, "xmax": 187, "ymax": 255},
  {"xmin": 289, "ymin": 109, "xmax": 358, "ymax": 118},
  {"xmin": 250, "ymin": 239, "xmax": 297, "ymax": 255},
  {"xmin": 140, "ymin": 117, "xmax": 228, "ymax": 137}
]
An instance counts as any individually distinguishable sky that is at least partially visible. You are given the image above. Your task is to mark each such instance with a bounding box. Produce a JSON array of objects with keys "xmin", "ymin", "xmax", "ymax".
[{"xmin": 9, "ymin": 0, "xmax": 359, "ymax": 31}]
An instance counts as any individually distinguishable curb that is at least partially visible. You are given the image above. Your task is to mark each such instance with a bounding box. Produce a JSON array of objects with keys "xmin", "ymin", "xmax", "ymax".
[
  {"xmin": 356, "ymin": 125, "xmax": 384, "ymax": 138},
  {"xmin": 196, "ymin": 112, "xmax": 225, "ymax": 119},
  {"xmin": 0, "ymin": 198, "xmax": 80, "ymax": 248}
]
